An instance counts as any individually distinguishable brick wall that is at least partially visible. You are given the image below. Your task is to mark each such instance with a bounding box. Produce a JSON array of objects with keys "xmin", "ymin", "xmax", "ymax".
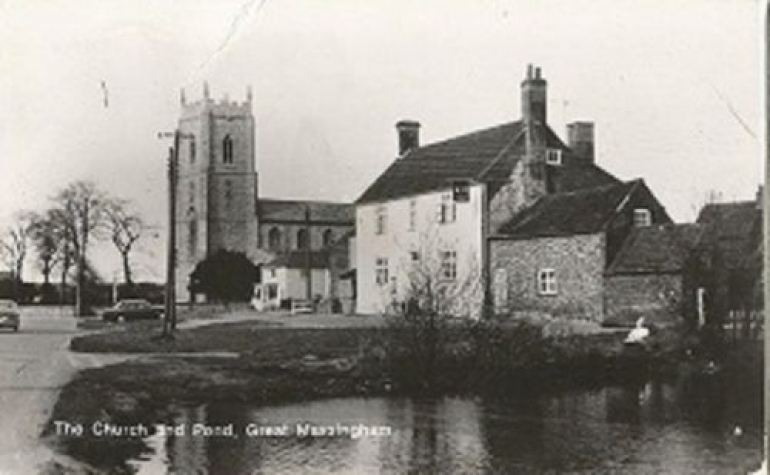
[
  {"xmin": 604, "ymin": 274, "xmax": 684, "ymax": 327},
  {"xmin": 490, "ymin": 233, "xmax": 605, "ymax": 321}
]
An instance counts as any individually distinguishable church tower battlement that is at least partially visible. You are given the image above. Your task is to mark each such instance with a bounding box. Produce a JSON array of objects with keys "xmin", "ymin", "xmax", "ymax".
[{"xmin": 176, "ymin": 83, "xmax": 259, "ymax": 299}]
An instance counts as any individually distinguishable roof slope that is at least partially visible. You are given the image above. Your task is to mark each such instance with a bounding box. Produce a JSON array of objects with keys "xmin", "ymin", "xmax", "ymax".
[
  {"xmin": 496, "ymin": 180, "xmax": 639, "ymax": 238},
  {"xmin": 697, "ymin": 201, "xmax": 761, "ymax": 269},
  {"xmin": 356, "ymin": 121, "xmax": 618, "ymax": 204},
  {"xmin": 258, "ymin": 199, "xmax": 354, "ymax": 223},
  {"xmin": 606, "ymin": 223, "xmax": 703, "ymax": 275}
]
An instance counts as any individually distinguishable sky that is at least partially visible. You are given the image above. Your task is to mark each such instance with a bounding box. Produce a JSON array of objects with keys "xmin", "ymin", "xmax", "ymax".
[{"xmin": 0, "ymin": 0, "xmax": 763, "ymax": 282}]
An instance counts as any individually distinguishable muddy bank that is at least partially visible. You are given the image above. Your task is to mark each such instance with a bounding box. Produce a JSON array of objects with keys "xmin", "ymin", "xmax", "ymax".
[{"xmin": 45, "ymin": 327, "xmax": 392, "ymax": 473}]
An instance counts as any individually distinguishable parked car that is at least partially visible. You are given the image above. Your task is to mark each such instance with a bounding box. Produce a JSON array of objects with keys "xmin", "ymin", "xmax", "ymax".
[
  {"xmin": 0, "ymin": 299, "xmax": 20, "ymax": 332},
  {"xmin": 102, "ymin": 299, "xmax": 162, "ymax": 322}
]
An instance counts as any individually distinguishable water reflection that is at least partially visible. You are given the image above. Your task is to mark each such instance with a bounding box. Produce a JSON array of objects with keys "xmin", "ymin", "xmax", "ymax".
[{"xmin": 133, "ymin": 380, "xmax": 763, "ymax": 474}]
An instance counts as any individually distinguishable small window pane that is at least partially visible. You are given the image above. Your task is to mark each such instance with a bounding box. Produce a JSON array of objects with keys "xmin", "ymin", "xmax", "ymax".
[
  {"xmin": 633, "ymin": 209, "xmax": 652, "ymax": 227},
  {"xmin": 537, "ymin": 269, "xmax": 557, "ymax": 295}
]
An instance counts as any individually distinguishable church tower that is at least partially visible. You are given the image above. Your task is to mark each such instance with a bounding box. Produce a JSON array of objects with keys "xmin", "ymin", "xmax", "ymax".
[{"xmin": 175, "ymin": 83, "xmax": 258, "ymax": 299}]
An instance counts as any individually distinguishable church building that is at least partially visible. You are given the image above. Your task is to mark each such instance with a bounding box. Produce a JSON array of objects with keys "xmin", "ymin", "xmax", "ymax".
[{"xmin": 175, "ymin": 84, "xmax": 354, "ymax": 301}]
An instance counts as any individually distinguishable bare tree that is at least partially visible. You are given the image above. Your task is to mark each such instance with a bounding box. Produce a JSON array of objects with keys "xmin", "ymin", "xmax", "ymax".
[
  {"xmin": 50, "ymin": 181, "xmax": 108, "ymax": 316},
  {"xmin": 49, "ymin": 208, "xmax": 76, "ymax": 303},
  {"xmin": 29, "ymin": 210, "xmax": 64, "ymax": 286},
  {"xmin": 104, "ymin": 198, "xmax": 145, "ymax": 286},
  {"xmin": 0, "ymin": 211, "xmax": 36, "ymax": 284},
  {"xmin": 384, "ymin": 230, "xmax": 486, "ymax": 391}
]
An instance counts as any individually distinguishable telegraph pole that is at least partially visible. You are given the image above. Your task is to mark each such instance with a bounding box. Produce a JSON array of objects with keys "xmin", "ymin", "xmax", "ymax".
[
  {"xmin": 304, "ymin": 205, "xmax": 312, "ymax": 306},
  {"xmin": 163, "ymin": 143, "xmax": 177, "ymax": 337},
  {"xmin": 158, "ymin": 130, "xmax": 187, "ymax": 338}
]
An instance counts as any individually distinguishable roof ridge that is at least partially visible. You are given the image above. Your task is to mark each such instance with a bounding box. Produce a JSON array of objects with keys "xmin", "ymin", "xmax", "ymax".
[
  {"xmin": 540, "ymin": 177, "xmax": 634, "ymax": 201},
  {"xmin": 475, "ymin": 127, "xmax": 526, "ymax": 181},
  {"xmin": 606, "ymin": 225, "xmax": 643, "ymax": 273},
  {"xmin": 703, "ymin": 200, "xmax": 757, "ymax": 208},
  {"xmin": 414, "ymin": 120, "xmax": 521, "ymax": 153},
  {"xmin": 503, "ymin": 179, "xmax": 638, "ymax": 236},
  {"xmin": 600, "ymin": 179, "xmax": 643, "ymax": 231}
]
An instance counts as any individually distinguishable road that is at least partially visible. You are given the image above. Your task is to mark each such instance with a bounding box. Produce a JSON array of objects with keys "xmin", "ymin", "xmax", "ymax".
[{"xmin": 0, "ymin": 310, "xmax": 91, "ymax": 474}]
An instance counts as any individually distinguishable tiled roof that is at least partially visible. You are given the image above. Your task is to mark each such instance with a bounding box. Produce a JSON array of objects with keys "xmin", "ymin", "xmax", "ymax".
[
  {"xmin": 258, "ymin": 199, "xmax": 354, "ymax": 223},
  {"xmin": 697, "ymin": 201, "xmax": 761, "ymax": 269},
  {"xmin": 496, "ymin": 180, "xmax": 640, "ymax": 238},
  {"xmin": 606, "ymin": 224, "xmax": 703, "ymax": 275},
  {"xmin": 265, "ymin": 251, "xmax": 329, "ymax": 269},
  {"xmin": 356, "ymin": 121, "xmax": 618, "ymax": 204}
]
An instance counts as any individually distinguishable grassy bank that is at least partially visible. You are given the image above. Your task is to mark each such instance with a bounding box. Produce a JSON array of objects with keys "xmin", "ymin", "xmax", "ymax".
[{"xmin": 47, "ymin": 319, "xmax": 698, "ymax": 473}]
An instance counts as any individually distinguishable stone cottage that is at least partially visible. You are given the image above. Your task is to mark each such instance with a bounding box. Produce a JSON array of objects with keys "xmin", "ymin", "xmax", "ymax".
[
  {"xmin": 603, "ymin": 223, "xmax": 702, "ymax": 326},
  {"xmin": 489, "ymin": 180, "xmax": 672, "ymax": 322}
]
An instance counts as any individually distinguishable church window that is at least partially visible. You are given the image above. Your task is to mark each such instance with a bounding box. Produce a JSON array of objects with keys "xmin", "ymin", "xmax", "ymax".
[
  {"xmin": 268, "ymin": 227, "xmax": 282, "ymax": 250},
  {"xmin": 223, "ymin": 135, "xmax": 234, "ymax": 164},
  {"xmin": 189, "ymin": 137, "xmax": 196, "ymax": 163},
  {"xmin": 296, "ymin": 229, "xmax": 309, "ymax": 250},
  {"xmin": 322, "ymin": 229, "xmax": 334, "ymax": 247}
]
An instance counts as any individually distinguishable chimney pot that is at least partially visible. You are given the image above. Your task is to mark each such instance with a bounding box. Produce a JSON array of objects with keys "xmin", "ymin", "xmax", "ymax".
[
  {"xmin": 396, "ymin": 120, "xmax": 421, "ymax": 156},
  {"xmin": 521, "ymin": 64, "xmax": 547, "ymax": 124},
  {"xmin": 567, "ymin": 121, "xmax": 595, "ymax": 163}
]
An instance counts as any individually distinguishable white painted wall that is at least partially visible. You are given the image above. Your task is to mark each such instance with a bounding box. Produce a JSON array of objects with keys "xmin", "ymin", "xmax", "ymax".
[
  {"xmin": 355, "ymin": 184, "xmax": 485, "ymax": 314},
  {"xmin": 284, "ymin": 268, "xmax": 329, "ymax": 301},
  {"xmin": 258, "ymin": 267, "xmax": 329, "ymax": 307}
]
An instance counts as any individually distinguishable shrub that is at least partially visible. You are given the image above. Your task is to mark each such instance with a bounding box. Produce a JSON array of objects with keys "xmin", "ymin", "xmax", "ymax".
[{"xmin": 189, "ymin": 250, "xmax": 259, "ymax": 303}]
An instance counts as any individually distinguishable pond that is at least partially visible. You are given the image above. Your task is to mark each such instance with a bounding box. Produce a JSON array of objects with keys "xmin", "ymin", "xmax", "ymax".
[{"xmin": 131, "ymin": 378, "xmax": 763, "ymax": 474}]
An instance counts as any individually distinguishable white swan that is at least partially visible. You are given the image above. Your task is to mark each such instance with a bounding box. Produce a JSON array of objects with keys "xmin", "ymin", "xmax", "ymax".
[{"xmin": 624, "ymin": 317, "xmax": 650, "ymax": 344}]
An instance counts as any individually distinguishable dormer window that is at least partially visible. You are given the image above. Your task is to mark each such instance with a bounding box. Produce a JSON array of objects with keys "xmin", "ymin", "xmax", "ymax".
[
  {"xmin": 633, "ymin": 208, "xmax": 652, "ymax": 227},
  {"xmin": 452, "ymin": 180, "xmax": 470, "ymax": 202},
  {"xmin": 546, "ymin": 148, "xmax": 562, "ymax": 166}
]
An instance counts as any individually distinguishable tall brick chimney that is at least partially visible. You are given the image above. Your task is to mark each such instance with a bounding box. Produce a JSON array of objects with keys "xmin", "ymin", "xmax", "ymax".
[
  {"xmin": 521, "ymin": 64, "xmax": 547, "ymax": 125},
  {"xmin": 567, "ymin": 122, "xmax": 595, "ymax": 163},
  {"xmin": 396, "ymin": 120, "xmax": 420, "ymax": 156}
]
